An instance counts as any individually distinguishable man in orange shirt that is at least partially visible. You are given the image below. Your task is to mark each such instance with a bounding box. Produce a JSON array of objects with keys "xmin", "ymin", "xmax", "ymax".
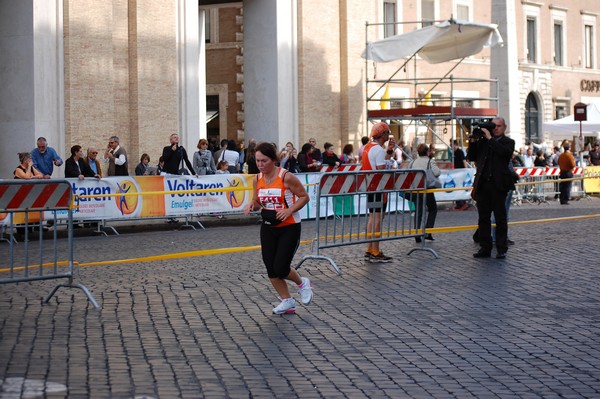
[
  {"xmin": 557, "ymin": 143, "xmax": 576, "ymax": 205},
  {"xmin": 362, "ymin": 122, "xmax": 395, "ymax": 263}
]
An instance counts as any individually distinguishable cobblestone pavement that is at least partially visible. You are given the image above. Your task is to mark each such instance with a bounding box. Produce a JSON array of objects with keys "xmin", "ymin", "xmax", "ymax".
[{"xmin": 1, "ymin": 198, "xmax": 599, "ymax": 398}]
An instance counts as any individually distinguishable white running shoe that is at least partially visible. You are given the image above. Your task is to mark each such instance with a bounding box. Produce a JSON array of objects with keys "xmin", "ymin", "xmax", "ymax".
[
  {"xmin": 297, "ymin": 277, "xmax": 313, "ymax": 305},
  {"xmin": 272, "ymin": 298, "xmax": 296, "ymax": 314}
]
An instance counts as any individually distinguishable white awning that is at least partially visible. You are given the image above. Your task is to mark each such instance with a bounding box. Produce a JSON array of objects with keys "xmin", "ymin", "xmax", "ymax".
[
  {"xmin": 362, "ymin": 19, "xmax": 503, "ymax": 64},
  {"xmin": 206, "ymin": 110, "xmax": 219, "ymax": 123},
  {"xmin": 543, "ymin": 103, "xmax": 600, "ymax": 140}
]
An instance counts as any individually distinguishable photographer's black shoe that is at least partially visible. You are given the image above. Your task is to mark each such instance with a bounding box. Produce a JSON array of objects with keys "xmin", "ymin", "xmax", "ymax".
[
  {"xmin": 496, "ymin": 252, "xmax": 507, "ymax": 259},
  {"xmin": 473, "ymin": 250, "xmax": 491, "ymax": 258}
]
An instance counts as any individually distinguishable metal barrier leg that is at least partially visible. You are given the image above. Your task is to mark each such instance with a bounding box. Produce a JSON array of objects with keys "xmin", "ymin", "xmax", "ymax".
[
  {"xmin": 407, "ymin": 246, "xmax": 439, "ymax": 259},
  {"xmin": 98, "ymin": 220, "xmax": 119, "ymax": 236},
  {"xmin": 93, "ymin": 221, "xmax": 109, "ymax": 237},
  {"xmin": 45, "ymin": 277, "xmax": 100, "ymax": 309},
  {"xmin": 296, "ymin": 255, "xmax": 342, "ymax": 276},
  {"xmin": 179, "ymin": 216, "xmax": 197, "ymax": 230}
]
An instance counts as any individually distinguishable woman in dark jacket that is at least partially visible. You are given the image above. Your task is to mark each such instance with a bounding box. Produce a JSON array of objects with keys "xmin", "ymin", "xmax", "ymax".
[
  {"xmin": 245, "ymin": 142, "xmax": 259, "ymax": 174},
  {"xmin": 321, "ymin": 142, "xmax": 341, "ymax": 167},
  {"xmin": 298, "ymin": 143, "xmax": 320, "ymax": 172}
]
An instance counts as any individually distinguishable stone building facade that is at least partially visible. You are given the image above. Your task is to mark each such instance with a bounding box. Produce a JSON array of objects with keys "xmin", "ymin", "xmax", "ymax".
[{"xmin": 1, "ymin": 0, "xmax": 599, "ymax": 178}]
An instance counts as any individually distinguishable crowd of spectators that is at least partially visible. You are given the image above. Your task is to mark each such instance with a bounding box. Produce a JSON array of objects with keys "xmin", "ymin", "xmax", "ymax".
[{"xmin": 13, "ymin": 133, "xmax": 600, "ymax": 182}]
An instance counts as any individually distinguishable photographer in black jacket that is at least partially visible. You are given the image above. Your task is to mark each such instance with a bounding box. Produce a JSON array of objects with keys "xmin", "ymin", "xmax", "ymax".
[
  {"xmin": 162, "ymin": 133, "xmax": 195, "ymax": 175},
  {"xmin": 467, "ymin": 117, "xmax": 515, "ymax": 259}
]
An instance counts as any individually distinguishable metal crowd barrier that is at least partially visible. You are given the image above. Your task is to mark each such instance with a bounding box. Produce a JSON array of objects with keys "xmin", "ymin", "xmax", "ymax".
[
  {"xmin": 296, "ymin": 169, "xmax": 438, "ymax": 275},
  {"xmin": 513, "ymin": 167, "xmax": 587, "ymax": 206},
  {"xmin": 0, "ymin": 180, "xmax": 99, "ymax": 309}
]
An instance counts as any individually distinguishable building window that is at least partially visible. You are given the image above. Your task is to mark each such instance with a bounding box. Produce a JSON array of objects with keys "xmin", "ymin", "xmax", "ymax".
[
  {"xmin": 554, "ymin": 22, "xmax": 563, "ymax": 66},
  {"xmin": 527, "ymin": 18, "xmax": 537, "ymax": 63},
  {"xmin": 383, "ymin": 1, "xmax": 397, "ymax": 38},
  {"xmin": 525, "ymin": 93, "xmax": 539, "ymax": 142},
  {"xmin": 456, "ymin": 5, "xmax": 468, "ymax": 20},
  {"xmin": 584, "ymin": 24, "xmax": 595, "ymax": 68},
  {"xmin": 206, "ymin": 12, "xmax": 211, "ymax": 43},
  {"xmin": 555, "ymin": 104, "xmax": 567, "ymax": 120},
  {"xmin": 421, "ymin": 0, "xmax": 435, "ymax": 27},
  {"xmin": 454, "ymin": 0, "xmax": 472, "ymax": 21}
]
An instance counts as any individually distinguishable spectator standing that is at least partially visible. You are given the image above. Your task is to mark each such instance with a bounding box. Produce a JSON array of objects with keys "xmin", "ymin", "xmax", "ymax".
[
  {"xmin": 322, "ymin": 142, "xmax": 341, "ymax": 167},
  {"xmin": 523, "ymin": 148, "xmax": 535, "ymax": 167},
  {"xmin": 161, "ymin": 133, "xmax": 195, "ymax": 175},
  {"xmin": 298, "ymin": 143, "xmax": 320, "ymax": 172},
  {"xmin": 357, "ymin": 136, "xmax": 369, "ymax": 160},
  {"xmin": 467, "ymin": 117, "xmax": 515, "ymax": 260},
  {"xmin": 246, "ymin": 142, "xmax": 259, "ymax": 174},
  {"xmin": 278, "ymin": 142, "xmax": 295, "ymax": 169},
  {"xmin": 237, "ymin": 141, "xmax": 246, "ymax": 172},
  {"xmin": 410, "ymin": 143, "xmax": 440, "ymax": 242},
  {"xmin": 340, "ymin": 144, "xmax": 357, "ymax": 164},
  {"xmin": 216, "ymin": 160, "xmax": 230, "ymax": 174},
  {"xmin": 362, "ymin": 122, "xmax": 395, "ymax": 263},
  {"xmin": 135, "ymin": 153, "xmax": 152, "ymax": 176},
  {"xmin": 558, "ymin": 143, "xmax": 576, "ymax": 205},
  {"xmin": 589, "ymin": 142, "xmax": 600, "ymax": 166},
  {"xmin": 31, "ymin": 137, "xmax": 63, "ymax": 178},
  {"xmin": 453, "ymin": 139, "xmax": 468, "ymax": 210},
  {"xmin": 104, "ymin": 135, "xmax": 129, "ymax": 176},
  {"xmin": 284, "ymin": 148, "xmax": 301, "ymax": 173},
  {"xmin": 65, "ymin": 145, "xmax": 99, "ymax": 180},
  {"xmin": 534, "ymin": 150, "xmax": 548, "ymax": 167},
  {"xmin": 83, "ymin": 147, "xmax": 102, "ymax": 178},
  {"xmin": 14, "ymin": 152, "xmax": 43, "ymax": 179},
  {"xmin": 551, "ymin": 146, "xmax": 561, "ymax": 166},
  {"xmin": 308, "ymin": 138, "xmax": 322, "ymax": 163},
  {"xmin": 156, "ymin": 156, "xmax": 165, "ymax": 175},
  {"xmin": 243, "ymin": 142, "xmax": 312, "ymax": 315},
  {"xmin": 215, "ymin": 140, "xmax": 240, "ymax": 173},
  {"xmin": 511, "ymin": 152, "xmax": 524, "ymax": 167},
  {"xmin": 193, "ymin": 139, "xmax": 217, "ymax": 175},
  {"xmin": 213, "ymin": 139, "xmax": 228, "ymax": 164}
]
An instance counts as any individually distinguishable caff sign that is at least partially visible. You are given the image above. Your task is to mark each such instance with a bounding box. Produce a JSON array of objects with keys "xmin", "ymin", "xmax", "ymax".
[{"xmin": 574, "ymin": 102, "xmax": 587, "ymax": 121}]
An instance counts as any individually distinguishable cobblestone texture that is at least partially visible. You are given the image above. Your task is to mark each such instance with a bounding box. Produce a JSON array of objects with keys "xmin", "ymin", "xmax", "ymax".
[{"xmin": 1, "ymin": 199, "xmax": 599, "ymax": 398}]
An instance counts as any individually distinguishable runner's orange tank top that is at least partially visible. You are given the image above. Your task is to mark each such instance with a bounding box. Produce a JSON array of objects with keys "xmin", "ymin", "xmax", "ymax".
[
  {"xmin": 256, "ymin": 167, "xmax": 300, "ymax": 227},
  {"xmin": 361, "ymin": 142, "xmax": 378, "ymax": 170}
]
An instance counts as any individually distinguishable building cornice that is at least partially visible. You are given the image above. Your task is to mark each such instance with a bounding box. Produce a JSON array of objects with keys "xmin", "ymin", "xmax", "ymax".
[
  {"xmin": 521, "ymin": 1, "xmax": 543, "ymax": 8},
  {"xmin": 549, "ymin": 5, "xmax": 568, "ymax": 12},
  {"xmin": 580, "ymin": 10, "xmax": 599, "ymax": 16}
]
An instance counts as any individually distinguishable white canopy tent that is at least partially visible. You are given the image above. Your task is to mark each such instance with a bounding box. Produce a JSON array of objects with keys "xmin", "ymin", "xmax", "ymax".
[
  {"xmin": 361, "ymin": 19, "xmax": 503, "ymax": 64},
  {"xmin": 543, "ymin": 103, "xmax": 600, "ymax": 140}
]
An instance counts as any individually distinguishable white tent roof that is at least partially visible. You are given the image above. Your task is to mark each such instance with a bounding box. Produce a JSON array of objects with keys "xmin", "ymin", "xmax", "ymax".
[
  {"xmin": 362, "ymin": 19, "xmax": 503, "ymax": 64},
  {"xmin": 543, "ymin": 103, "xmax": 600, "ymax": 139}
]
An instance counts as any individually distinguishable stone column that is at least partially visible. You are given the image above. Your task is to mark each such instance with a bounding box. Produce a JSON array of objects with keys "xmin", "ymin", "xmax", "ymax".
[
  {"xmin": 0, "ymin": 0, "xmax": 64, "ymax": 178},
  {"xmin": 244, "ymin": 0, "xmax": 298, "ymax": 146},
  {"xmin": 491, "ymin": 0, "xmax": 522, "ymax": 146},
  {"xmin": 177, "ymin": 0, "xmax": 201, "ymax": 151}
]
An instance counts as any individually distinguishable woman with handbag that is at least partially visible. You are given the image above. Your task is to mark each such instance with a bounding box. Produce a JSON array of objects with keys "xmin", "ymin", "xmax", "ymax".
[
  {"xmin": 409, "ymin": 143, "xmax": 440, "ymax": 242},
  {"xmin": 243, "ymin": 142, "xmax": 313, "ymax": 315},
  {"xmin": 193, "ymin": 139, "xmax": 217, "ymax": 175}
]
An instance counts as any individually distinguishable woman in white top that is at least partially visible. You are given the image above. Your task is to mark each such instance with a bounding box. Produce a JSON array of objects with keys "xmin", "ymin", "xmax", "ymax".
[{"xmin": 409, "ymin": 143, "xmax": 440, "ymax": 242}]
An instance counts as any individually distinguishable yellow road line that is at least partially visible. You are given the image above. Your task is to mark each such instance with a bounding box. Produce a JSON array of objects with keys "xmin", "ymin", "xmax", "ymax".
[{"xmin": 1, "ymin": 214, "xmax": 598, "ymax": 272}]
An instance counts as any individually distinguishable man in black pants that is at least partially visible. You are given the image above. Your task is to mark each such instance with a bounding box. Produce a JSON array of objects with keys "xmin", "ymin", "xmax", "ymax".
[{"xmin": 467, "ymin": 117, "xmax": 515, "ymax": 259}]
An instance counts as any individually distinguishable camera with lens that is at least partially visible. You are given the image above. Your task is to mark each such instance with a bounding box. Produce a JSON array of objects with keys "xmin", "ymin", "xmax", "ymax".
[{"xmin": 470, "ymin": 120, "xmax": 496, "ymax": 139}]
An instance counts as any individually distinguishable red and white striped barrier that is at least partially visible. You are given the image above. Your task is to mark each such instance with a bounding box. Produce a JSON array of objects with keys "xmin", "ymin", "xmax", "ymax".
[
  {"xmin": 0, "ymin": 181, "xmax": 72, "ymax": 211},
  {"xmin": 516, "ymin": 166, "xmax": 585, "ymax": 177},
  {"xmin": 320, "ymin": 164, "xmax": 361, "ymax": 173},
  {"xmin": 545, "ymin": 167, "xmax": 560, "ymax": 177},
  {"xmin": 319, "ymin": 170, "xmax": 425, "ymax": 196}
]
